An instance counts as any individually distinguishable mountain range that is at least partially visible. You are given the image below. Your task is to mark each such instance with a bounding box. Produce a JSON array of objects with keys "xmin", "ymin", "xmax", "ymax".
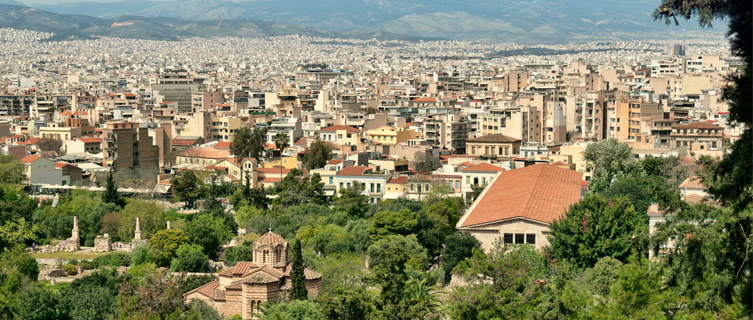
[{"xmin": 4, "ymin": 0, "xmax": 719, "ymax": 42}]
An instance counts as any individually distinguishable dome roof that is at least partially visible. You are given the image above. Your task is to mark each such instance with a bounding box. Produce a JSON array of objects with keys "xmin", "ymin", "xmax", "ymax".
[{"xmin": 254, "ymin": 230, "xmax": 287, "ymax": 248}]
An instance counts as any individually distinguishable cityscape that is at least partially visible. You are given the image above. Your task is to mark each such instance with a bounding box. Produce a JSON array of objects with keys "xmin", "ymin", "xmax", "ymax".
[{"xmin": 0, "ymin": 0, "xmax": 750, "ymax": 319}]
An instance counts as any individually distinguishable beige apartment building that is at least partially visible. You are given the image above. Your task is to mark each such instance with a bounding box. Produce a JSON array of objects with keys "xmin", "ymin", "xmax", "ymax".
[
  {"xmin": 102, "ymin": 122, "xmax": 159, "ymax": 171},
  {"xmin": 466, "ymin": 134, "xmax": 522, "ymax": 158}
]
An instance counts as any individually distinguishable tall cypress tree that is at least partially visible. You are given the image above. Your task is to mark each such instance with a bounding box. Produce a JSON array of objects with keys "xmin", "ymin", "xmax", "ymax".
[
  {"xmin": 290, "ymin": 239, "xmax": 308, "ymax": 300},
  {"xmin": 102, "ymin": 169, "xmax": 124, "ymax": 207}
]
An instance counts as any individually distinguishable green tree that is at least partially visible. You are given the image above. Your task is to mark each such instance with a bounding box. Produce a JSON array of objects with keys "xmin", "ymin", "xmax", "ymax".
[
  {"xmin": 170, "ymin": 244, "xmax": 211, "ymax": 273},
  {"xmin": 290, "ymin": 239, "xmax": 308, "ymax": 300},
  {"xmin": 148, "ymin": 229, "xmax": 190, "ymax": 267},
  {"xmin": 0, "ymin": 152, "xmax": 23, "ymax": 185},
  {"xmin": 0, "ymin": 248, "xmax": 39, "ymax": 317},
  {"xmin": 230, "ymin": 126, "xmax": 266, "ymax": 160},
  {"xmin": 441, "ymin": 232, "xmax": 480, "ymax": 283},
  {"xmin": 333, "ymin": 182, "xmax": 368, "ymax": 219},
  {"xmin": 654, "ymin": 0, "xmax": 752, "ymax": 309},
  {"xmin": 117, "ymin": 270, "xmax": 185, "ymax": 319},
  {"xmin": 223, "ymin": 244, "xmax": 253, "ymax": 266},
  {"xmin": 183, "ymin": 213, "xmax": 233, "ymax": 260},
  {"xmin": 367, "ymin": 235, "xmax": 428, "ymax": 272},
  {"xmin": 261, "ymin": 300, "xmax": 325, "ymax": 320},
  {"xmin": 172, "ymin": 171, "xmax": 202, "ymax": 209},
  {"xmin": 583, "ymin": 139, "xmax": 642, "ymax": 193},
  {"xmin": 369, "ymin": 235, "xmax": 410, "ymax": 319},
  {"xmin": 116, "ymin": 199, "xmax": 166, "ymax": 241},
  {"xmin": 12, "ymin": 285, "xmax": 61, "ymax": 320},
  {"xmin": 368, "ymin": 209, "xmax": 420, "ymax": 242},
  {"xmin": 0, "ymin": 218, "xmax": 36, "ymax": 252},
  {"xmin": 549, "ymin": 195, "xmax": 647, "ymax": 268},
  {"xmin": 303, "ymin": 139, "xmax": 332, "ymax": 170},
  {"xmin": 403, "ymin": 278, "xmax": 441, "ymax": 319},
  {"xmin": 102, "ymin": 169, "xmax": 125, "ymax": 207}
]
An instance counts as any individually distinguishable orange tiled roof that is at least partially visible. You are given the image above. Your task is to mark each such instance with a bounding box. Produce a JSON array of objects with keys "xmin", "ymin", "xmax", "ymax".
[
  {"xmin": 20, "ymin": 155, "xmax": 41, "ymax": 163},
  {"xmin": 177, "ymin": 147, "xmax": 230, "ymax": 159},
  {"xmin": 77, "ymin": 137, "xmax": 101, "ymax": 144},
  {"xmin": 461, "ymin": 162, "xmax": 504, "ymax": 173},
  {"xmin": 388, "ymin": 176, "xmax": 408, "ymax": 184},
  {"xmin": 459, "ymin": 164, "xmax": 582, "ymax": 227},
  {"xmin": 337, "ymin": 165, "xmax": 370, "ymax": 176},
  {"xmin": 672, "ymin": 122, "xmax": 723, "ymax": 130},
  {"xmin": 214, "ymin": 141, "xmax": 231, "ymax": 149},
  {"xmin": 679, "ymin": 176, "xmax": 705, "ymax": 189},
  {"xmin": 411, "ymin": 97, "xmax": 437, "ymax": 102}
]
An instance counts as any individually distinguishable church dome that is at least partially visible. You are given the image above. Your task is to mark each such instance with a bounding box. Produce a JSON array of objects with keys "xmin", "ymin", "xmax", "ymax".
[{"xmin": 255, "ymin": 230, "xmax": 286, "ymax": 248}]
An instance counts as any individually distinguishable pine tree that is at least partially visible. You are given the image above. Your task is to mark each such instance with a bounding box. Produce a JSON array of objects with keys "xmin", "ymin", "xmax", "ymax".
[
  {"xmin": 290, "ymin": 239, "xmax": 308, "ymax": 300},
  {"xmin": 102, "ymin": 169, "xmax": 124, "ymax": 207}
]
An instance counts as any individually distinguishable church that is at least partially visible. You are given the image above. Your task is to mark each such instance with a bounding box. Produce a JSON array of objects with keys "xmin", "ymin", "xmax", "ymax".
[{"xmin": 183, "ymin": 230, "xmax": 322, "ymax": 319}]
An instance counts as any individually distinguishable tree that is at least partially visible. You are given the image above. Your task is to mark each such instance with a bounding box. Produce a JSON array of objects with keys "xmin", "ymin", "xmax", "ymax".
[
  {"xmin": 230, "ymin": 126, "xmax": 266, "ymax": 160},
  {"xmin": 170, "ymin": 244, "xmax": 211, "ymax": 273},
  {"xmin": 184, "ymin": 213, "xmax": 233, "ymax": 260},
  {"xmin": 172, "ymin": 171, "xmax": 202, "ymax": 209},
  {"xmin": 583, "ymin": 139, "xmax": 642, "ymax": 193},
  {"xmin": 117, "ymin": 270, "xmax": 185, "ymax": 319},
  {"xmin": 334, "ymin": 182, "xmax": 368, "ymax": 219},
  {"xmin": 367, "ymin": 235, "xmax": 428, "ymax": 272},
  {"xmin": 12, "ymin": 285, "xmax": 62, "ymax": 320},
  {"xmin": 223, "ymin": 243, "xmax": 253, "ymax": 266},
  {"xmin": 654, "ymin": 0, "xmax": 752, "ymax": 308},
  {"xmin": 290, "ymin": 239, "xmax": 308, "ymax": 300},
  {"xmin": 102, "ymin": 169, "xmax": 124, "ymax": 207},
  {"xmin": 548, "ymin": 195, "xmax": 647, "ymax": 268},
  {"xmin": 368, "ymin": 209, "xmax": 420, "ymax": 242},
  {"xmin": 36, "ymin": 137, "xmax": 62, "ymax": 153},
  {"xmin": 403, "ymin": 278, "xmax": 441, "ymax": 319},
  {"xmin": 0, "ymin": 152, "xmax": 23, "ymax": 185},
  {"xmin": 261, "ymin": 300, "xmax": 325, "ymax": 320},
  {"xmin": 441, "ymin": 232, "xmax": 480, "ymax": 283},
  {"xmin": 148, "ymin": 229, "xmax": 190, "ymax": 267},
  {"xmin": 303, "ymin": 139, "xmax": 332, "ymax": 170},
  {"xmin": 368, "ymin": 235, "xmax": 410, "ymax": 319},
  {"xmin": 116, "ymin": 199, "xmax": 166, "ymax": 241}
]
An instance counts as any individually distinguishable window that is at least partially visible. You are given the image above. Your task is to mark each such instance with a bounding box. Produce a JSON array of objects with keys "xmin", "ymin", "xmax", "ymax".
[
  {"xmin": 377, "ymin": 184, "xmax": 381, "ymax": 192},
  {"xmin": 503, "ymin": 234, "xmax": 513, "ymax": 244},
  {"xmin": 329, "ymin": 177, "xmax": 334, "ymax": 184},
  {"xmin": 455, "ymin": 181, "xmax": 460, "ymax": 189},
  {"xmin": 515, "ymin": 234, "xmax": 525, "ymax": 244},
  {"xmin": 526, "ymin": 234, "xmax": 536, "ymax": 245}
]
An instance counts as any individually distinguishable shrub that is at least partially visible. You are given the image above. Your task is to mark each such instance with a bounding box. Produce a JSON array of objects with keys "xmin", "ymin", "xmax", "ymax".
[
  {"xmin": 78, "ymin": 260, "xmax": 95, "ymax": 270},
  {"xmin": 62, "ymin": 264, "xmax": 78, "ymax": 276},
  {"xmin": 92, "ymin": 252, "xmax": 131, "ymax": 268}
]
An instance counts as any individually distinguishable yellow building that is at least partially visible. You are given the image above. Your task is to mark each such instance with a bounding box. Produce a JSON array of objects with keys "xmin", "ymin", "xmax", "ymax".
[
  {"xmin": 260, "ymin": 156, "xmax": 298, "ymax": 170},
  {"xmin": 319, "ymin": 125, "xmax": 360, "ymax": 146},
  {"xmin": 367, "ymin": 126, "xmax": 419, "ymax": 145},
  {"xmin": 210, "ymin": 116, "xmax": 243, "ymax": 141}
]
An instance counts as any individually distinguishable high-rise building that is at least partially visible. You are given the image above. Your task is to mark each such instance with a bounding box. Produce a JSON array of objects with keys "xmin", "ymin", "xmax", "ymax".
[{"xmin": 102, "ymin": 121, "xmax": 159, "ymax": 172}]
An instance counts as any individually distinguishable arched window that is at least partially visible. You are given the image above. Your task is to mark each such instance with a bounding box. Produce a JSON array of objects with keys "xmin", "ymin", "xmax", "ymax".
[{"xmin": 263, "ymin": 250, "xmax": 268, "ymax": 263}]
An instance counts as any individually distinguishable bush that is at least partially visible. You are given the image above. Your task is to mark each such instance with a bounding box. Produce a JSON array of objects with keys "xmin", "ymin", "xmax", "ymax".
[
  {"xmin": 170, "ymin": 244, "xmax": 211, "ymax": 273},
  {"xmin": 63, "ymin": 264, "xmax": 78, "ymax": 276},
  {"xmin": 92, "ymin": 252, "xmax": 131, "ymax": 268},
  {"xmin": 78, "ymin": 260, "xmax": 95, "ymax": 270},
  {"xmin": 223, "ymin": 245, "xmax": 253, "ymax": 267}
]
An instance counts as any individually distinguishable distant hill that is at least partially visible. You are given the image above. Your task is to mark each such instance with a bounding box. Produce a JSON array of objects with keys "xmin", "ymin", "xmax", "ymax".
[
  {"xmin": 29, "ymin": 0, "xmax": 719, "ymax": 42},
  {"xmin": 0, "ymin": 4, "xmax": 431, "ymax": 41}
]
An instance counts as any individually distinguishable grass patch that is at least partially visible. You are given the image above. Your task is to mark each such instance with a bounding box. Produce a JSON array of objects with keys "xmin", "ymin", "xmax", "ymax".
[{"xmin": 32, "ymin": 251, "xmax": 107, "ymax": 261}]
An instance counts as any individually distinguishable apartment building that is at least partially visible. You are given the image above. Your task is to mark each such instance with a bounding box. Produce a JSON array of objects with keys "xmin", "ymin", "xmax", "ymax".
[{"xmin": 102, "ymin": 121, "xmax": 159, "ymax": 171}]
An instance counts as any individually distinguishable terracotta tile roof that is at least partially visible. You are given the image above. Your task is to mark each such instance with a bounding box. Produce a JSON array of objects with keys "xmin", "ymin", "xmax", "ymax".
[
  {"xmin": 683, "ymin": 194, "xmax": 711, "ymax": 205},
  {"xmin": 679, "ymin": 176, "xmax": 704, "ymax": 189},
  {"xmin": 219, "ymin": 261, "xmax": 259, "ymax": 277},
  {"xmin": 258, "ymin": 177, "xmax": 282, "ymax": 183},
  {"xmin": 411, "ymin": 97, "xmax": 437, "ymax": 102},
  {"xmin": 242, "ymin": 271, "xmax": 280, "ymax": 284},
  {"xmin": 183, "ymin": 279, "xmax": 221, "ymax": 299},
  {"xmin": 171, "ymin": 138, "xmax": 200, "ymax": 146},
  {"xmin": 467, "ymin": 134, "xmax": 521, "ymax": 143},
  {"xmin": 461, "ymin": 163, "xmax": 504, "ymax": 173},
  {"xmin": 20, "ymin": 155, "xmax": 41, "ymax": 163},
  {"xmin": 320, "ymin": 125, "xmax": 360, "ymax": 133},
  {"xmin": 388, "ymin": 176, "xmax": 408, "ymax": 184},
  {"xmin": 177, "ymin": 147, "xmax": 230, "ymax": 159},
  {"xmin": 672, "ymin": 122, "xmax": 723, "ymax": 130},
  {"xmin": 77, "ymin": 137, "xmax": 101, "ymax": 144},
  {"xmin": 19, "ymin": 137, "xmax": 39, "ymax": 145},
  {"xmin": 326, "ymin": 159, "xmax": 343, "ymax": 165},
  {"xmin": 214, "ymin": 141, "xmax": 231, "ymax": 149},
  {"xmin": 337, "ymin": 165, "xmax": 370, "ymax": 176},
  {"xmin": 459, "ymin": 164, "xmax": 583, "ymax": 227}
]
